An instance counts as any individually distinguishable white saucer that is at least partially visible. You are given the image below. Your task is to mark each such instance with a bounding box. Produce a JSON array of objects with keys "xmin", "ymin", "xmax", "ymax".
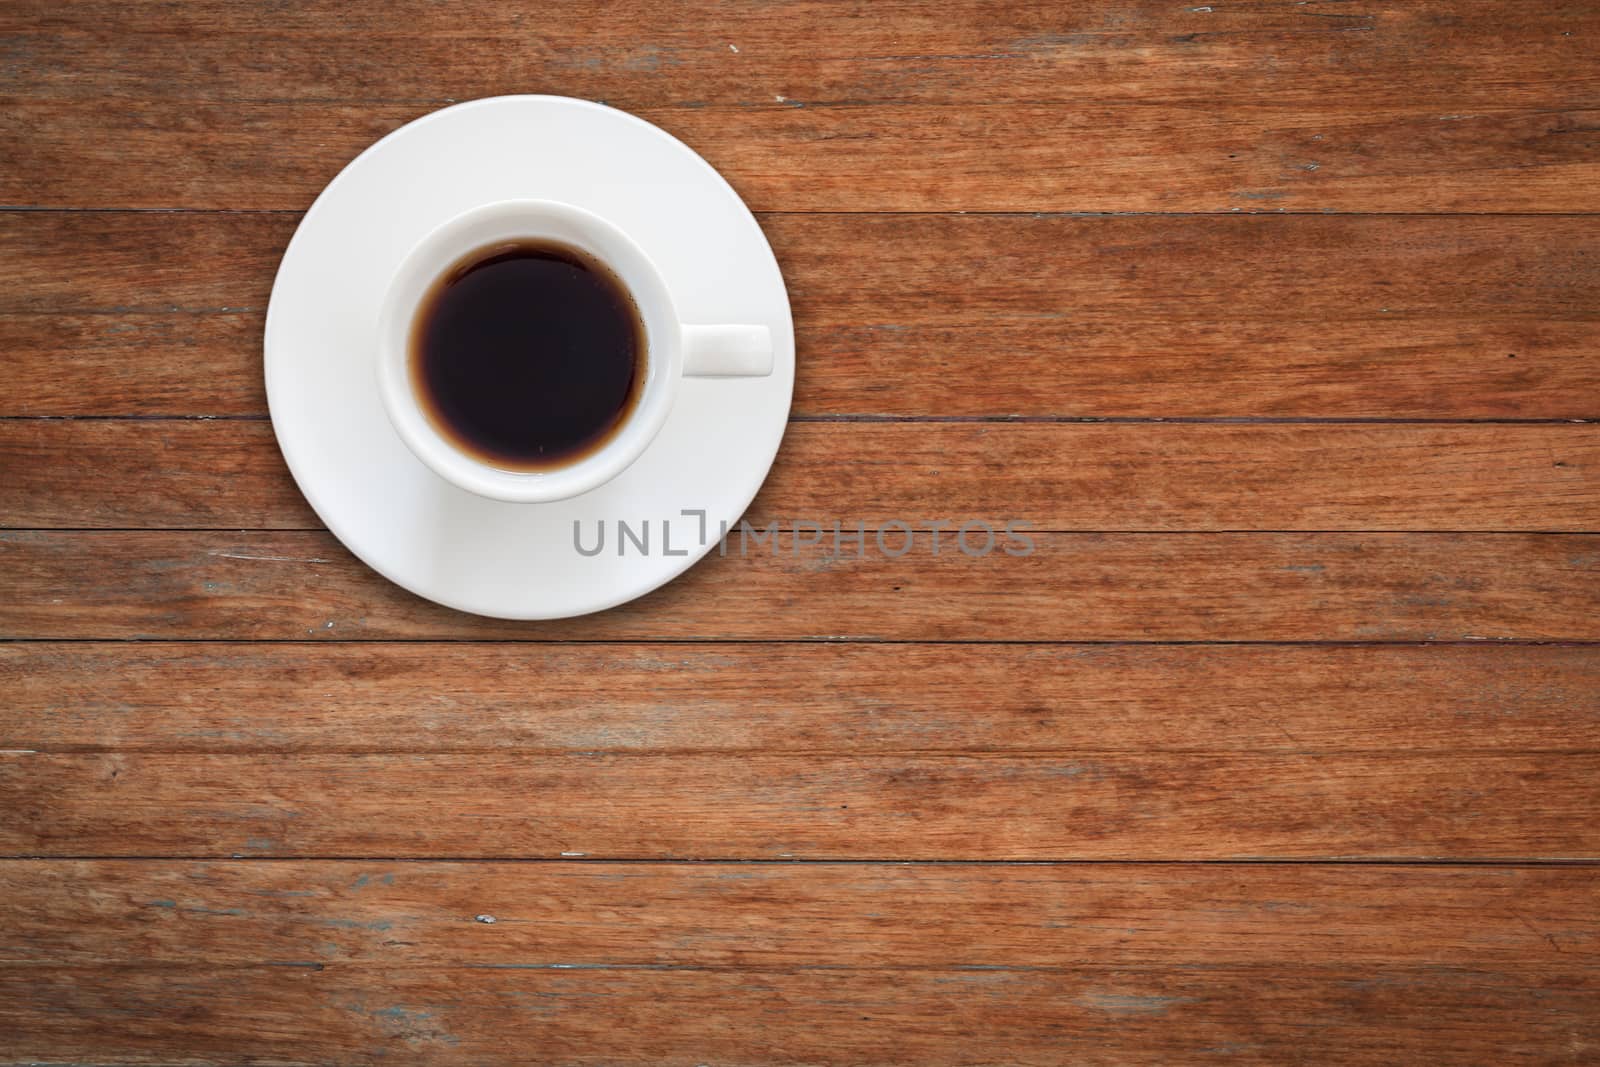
[{"xmin": 265, "ymin": 96, "xmax": 794, "ymax": 619}]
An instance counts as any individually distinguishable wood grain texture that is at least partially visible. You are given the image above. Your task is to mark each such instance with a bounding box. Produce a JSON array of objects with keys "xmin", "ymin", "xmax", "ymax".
[
  {"xmin": 7, "ymin": 0, "xmax": 1600, "ymax": 1060},
  {"xmin": 6, "ymin": 642, "xmax": 1596, "ymax": 754},
  {"xmin": 4, "ymin": 212, "xmax": 1597, "ymax": 419},
  {"xmin": 7, "ymin": 313, "xmax": 1599, "ymax": 419},
  {"xmin": 5, "ymin": 964, "xmax": 1595, "ymax": 1066},
  {"xmin": 5, "ymin": 421, "xmax": 1596, "ymax": 531},
  {"xmin": 6, "ymin": 0, "xmax": 1597, "ymax": 111},
  {"xmin": 4, "ymin": 861, "xmax": 1595, "ymax": 966},
  {"xmin": 7, "ymin": 212, "xmax": 1598, "ymax": 319},
  {"xmin": 4, "ymin": 751, "xmax": 1598, "ymax": 859},
  {"xmin": 8, "ymin": 101, "xmax": 1600, "ymax": 212},
  {"xmin": 2, "ymin": 530, "xmax": 1594, "ymax": 641}
]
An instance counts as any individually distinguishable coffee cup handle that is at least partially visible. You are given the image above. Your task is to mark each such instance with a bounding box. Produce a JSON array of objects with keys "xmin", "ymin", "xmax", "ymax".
[{"xmin": 682, "ymin": 324, "xmax": 774, "ymax": 378}]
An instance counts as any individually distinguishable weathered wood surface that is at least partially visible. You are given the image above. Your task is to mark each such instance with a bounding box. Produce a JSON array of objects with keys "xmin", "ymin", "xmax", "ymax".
[
  {"xmin": 3, "ymin": 530, "xmax": 1595, "ymax": 641},
  {"xmin": 7, "ymin": 313, "xmax": 1598, "ymax": 419},
  {"xmin": 5, "ymin": 421, "xmax": 1596, "ymax": 530},
  {"xmin": 4, "ymin": 751, "xmax": 1598, "ymax": 859},
  {"xmin": 3, "ymin": 861, "xmax": 1595, "ymax": 966},
  {"xmin": 8, "ymin": 101, "xmax": 1600, "ymax": 213},
  {"xmin": 6, "ymin": 0, "xmax": 1600, "ymax": 1060},
  {"xmin": 4, "ymin": 212, "xmax": 1595, "ymax": 423},
  {"xmin": 5, "ymin": 642, "xmax": 1596, "ymax": 754},
  {"xmin": 7, "ymin": 0, "xmax": 1597, "ymax": 111},
  {"xmin": 4, "ymin": 965, "xmax": 1595, "ymax": 1066},
  {"xmin": 7, "ymin": 212, "xmax": 1597, "ymax": 319},
  {"xmin": 5, "ymin": 212, "xmax": 1597, "ymax": 419}
]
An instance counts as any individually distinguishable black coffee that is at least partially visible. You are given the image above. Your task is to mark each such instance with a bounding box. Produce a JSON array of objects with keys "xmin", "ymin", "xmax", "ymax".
[{"xmin": 410, "ymin": 240, "xmax": 645, "ymax": 472}]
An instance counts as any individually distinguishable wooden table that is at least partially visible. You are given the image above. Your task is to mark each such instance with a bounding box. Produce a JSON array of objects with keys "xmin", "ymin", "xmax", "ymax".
[{"xmin": 3, "ymin": 2, "xmax": 1598, "ymax": 1062}]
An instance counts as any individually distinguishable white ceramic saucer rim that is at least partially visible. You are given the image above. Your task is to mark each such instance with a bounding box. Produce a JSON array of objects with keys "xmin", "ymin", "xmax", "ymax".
[{"xmin": 264, "ymin": 95, "xmax": 793, "ymax": 619}]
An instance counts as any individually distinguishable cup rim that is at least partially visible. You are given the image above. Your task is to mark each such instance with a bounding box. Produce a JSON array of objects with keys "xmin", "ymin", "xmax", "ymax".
[{"xmin": 376, "ymin": 198, "xmax": 680, "ymax": 504}]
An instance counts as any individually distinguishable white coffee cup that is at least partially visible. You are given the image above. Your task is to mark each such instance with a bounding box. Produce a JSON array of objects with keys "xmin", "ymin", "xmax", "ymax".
[{"xmin": 376, "ymin": 199, "xmax": 773, "ymax": 503}]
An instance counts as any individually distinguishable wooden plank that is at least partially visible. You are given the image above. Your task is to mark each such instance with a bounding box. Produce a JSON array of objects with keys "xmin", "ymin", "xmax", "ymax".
[
  {"xmin": 773, "ymin": 214, "xmax": 1600, "ymax": 326},
  {"xmin": 9, "ymin": 101, "xmax": 1600, "ymax": 213},
  {"xmin": 0, "ymin": 212, "xmax": 290, "ymax": 314},
  {"xmin": 791, "ymin": 319, "xmax": 1600, "ymax": 420},
  {"xmin": 0, "ymin": 419, "xmax": 312, "ymax": 530},
  {"xmin": 4, "ymin": 965, "xmax": 1594, "ymax": 1066},
  {"xmin": 7, "ymin": 313, "xmax": 1598, "ymax": 420},
  {"xmin": 1, "ymin": 530, "xmax": 1594, "ymax": 641},
  {"xmin": 6, "ymin": 642, "xmax": 1597, "ymax": 754},
  {"xmin": 3, "ymin": 861, "xmax": 1595, "ymax": 967},
  {"xmin": 5, "ymin": 0, "xmax": 1597, "ymax": 111},
  {"xmin": 6, "ymin": 212, "xmax": 1598, "ymax": 321},
  {"xmin": 0, "ymin": 311, "xmax": 269, "ymax": 416},
  {"xmin": 3, "ymin": 750, "xmax": 1597, "ymax": 859},
  {"xmin": 5, "ymin": 421, "xmax": 1596, "ymax": 531},
  {"xmin": 4, "ymin": 213, "xmax": 1597, "ymax": 418}
]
